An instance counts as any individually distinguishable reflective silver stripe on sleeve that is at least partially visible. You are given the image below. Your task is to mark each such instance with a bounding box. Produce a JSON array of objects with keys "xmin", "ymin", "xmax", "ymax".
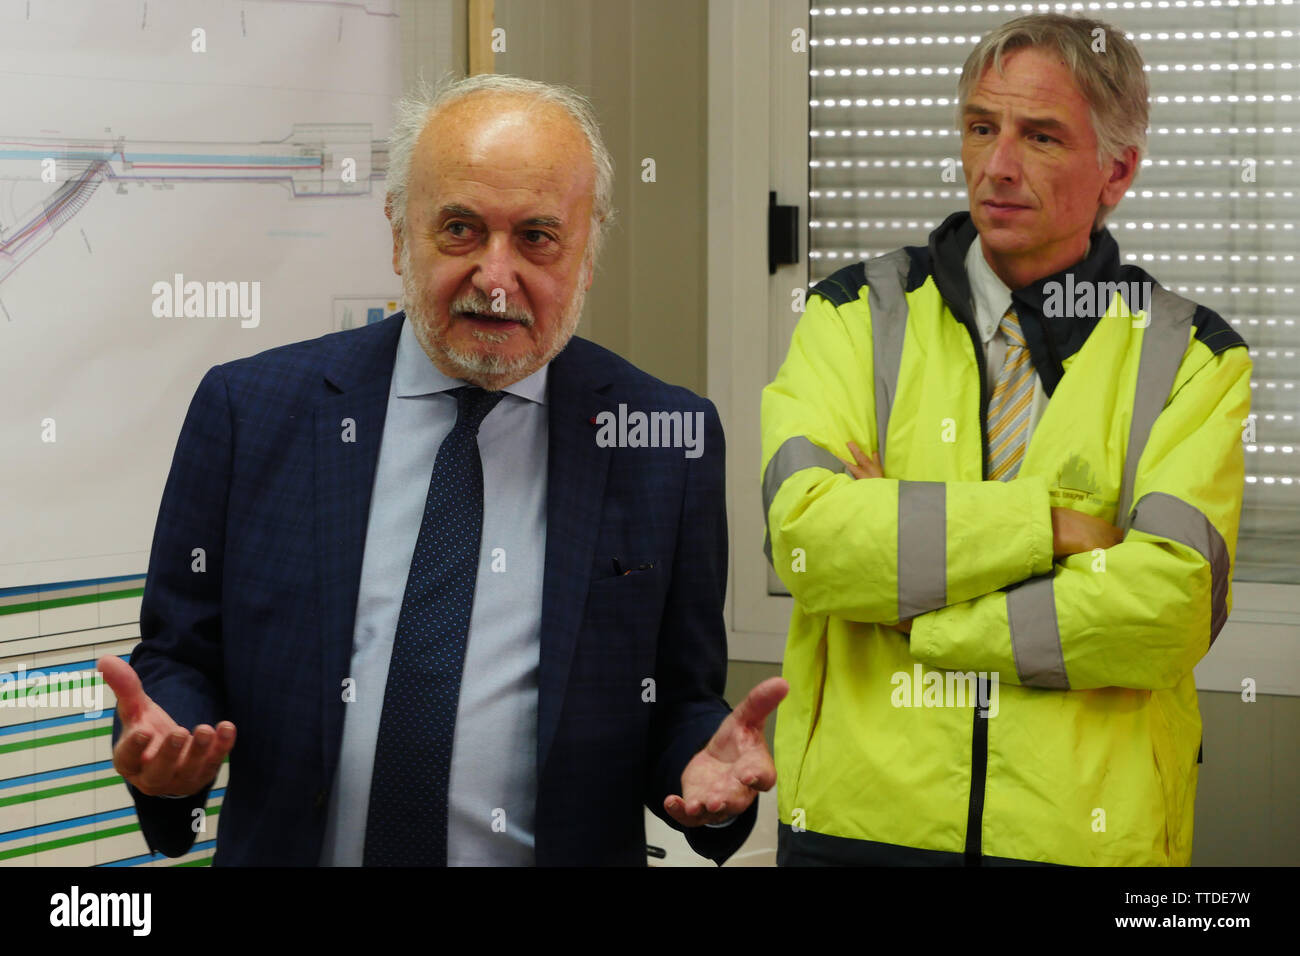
[
  {"xmin": 1116, "ymin": 284, "xmax": 1197, "ymax": 532},
  {"xmin": 1129, "ymin": 491, "xmax": 1231, "ymax": 646},
  {"xmin": 762, "ymin": 436, "xmax": 846, "ymax": 566},
  {"xmin": 864, "ymin": 250, "xmax": 912, "ymax": 466},
  {"xmin": 897, "ymin": 480, "xmax": 946, "ymax": 617},
  {"xmin": 1006, "ymin": 575, "xmax": 1069, "ymax": 689}
]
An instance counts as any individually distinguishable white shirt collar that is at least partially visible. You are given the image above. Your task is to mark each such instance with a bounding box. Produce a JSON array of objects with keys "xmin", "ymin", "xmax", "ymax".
[
  {"xmin": 964, "ymin": 235, "xmax": 1092, "ymax": 342},
  {"xmin": 393, "ymin": 313, "xmax": 549, "ymax": 405},
  {"xmin": 965, "ymin": 236, "xmax": 1013, "ymax": 344}
]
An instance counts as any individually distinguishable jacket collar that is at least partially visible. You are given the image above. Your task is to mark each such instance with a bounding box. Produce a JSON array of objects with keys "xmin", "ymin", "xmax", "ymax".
[{"xmin": 927, "ymin": 211, "xmax": 1121, "ymax": 395}]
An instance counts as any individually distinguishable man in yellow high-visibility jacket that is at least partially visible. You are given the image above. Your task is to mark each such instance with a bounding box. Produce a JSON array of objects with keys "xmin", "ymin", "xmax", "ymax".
[{"xmin": 761, "ymin": 13, "xmax": 1252, "ymax": 865}]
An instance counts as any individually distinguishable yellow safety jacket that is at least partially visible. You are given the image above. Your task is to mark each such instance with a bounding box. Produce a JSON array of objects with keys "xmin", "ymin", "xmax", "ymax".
[{"xmin": 761, "ymin": 212, "xmax": 1251, "ymax": 866}]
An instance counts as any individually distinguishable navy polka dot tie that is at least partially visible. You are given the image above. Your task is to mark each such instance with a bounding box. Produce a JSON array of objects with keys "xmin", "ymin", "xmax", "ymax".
[{"xmin": 364, "ymin": 385, "xmax": 505, "ymax": 866}]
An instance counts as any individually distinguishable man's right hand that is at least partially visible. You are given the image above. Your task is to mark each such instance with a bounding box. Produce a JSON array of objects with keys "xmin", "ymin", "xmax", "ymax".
[
  {"xmin": 99, "ymin": 655, "xmax": 236, "ymax": 798},
  {"xmin": 1051, "ymin": 507, "xmax": 1123, "ymax": 559}
]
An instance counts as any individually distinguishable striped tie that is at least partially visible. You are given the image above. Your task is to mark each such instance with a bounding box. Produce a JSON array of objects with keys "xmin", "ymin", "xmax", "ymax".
[{"xmin": 986, "ymin": 307, "xmax": 1033, "ymax": 481}]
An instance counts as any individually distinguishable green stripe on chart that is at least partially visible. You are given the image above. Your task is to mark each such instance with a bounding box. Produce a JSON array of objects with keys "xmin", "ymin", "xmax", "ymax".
[
  {"xmin": 0, "ymin": 673, "xmax": 104, "ymax": 705},
  {"xmin": 0, "ymin": 725, "xmax": 112, "ymax": 755},
  {"xmin": 0, "ymin": 774, "xmax": 124, "ymax": 808},
  {"xmin": 0, "ymin": 806, "xmax": 219, "ymax": 862},
  {"xmin": 0, "ymin": 587, "xmax": 144, "ymax": 617}
]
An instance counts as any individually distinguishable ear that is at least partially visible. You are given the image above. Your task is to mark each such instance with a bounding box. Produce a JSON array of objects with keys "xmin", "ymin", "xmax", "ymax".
[
  {"xmin": 385, "ymin": 196, "xmax": 403, "ymax": 276},
  {"xmin": 1099, "ymin": 145, "xmax": 1140, "ymax": 209},
  {"xmin": 582, "ymin": 222, "xmax": 602, "ymax": 291}
]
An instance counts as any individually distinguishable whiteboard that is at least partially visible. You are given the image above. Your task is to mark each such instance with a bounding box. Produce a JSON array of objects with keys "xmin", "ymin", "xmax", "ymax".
[{"xmin": 0, "ymin": 0, "xmax": 404, "ymax": 591}]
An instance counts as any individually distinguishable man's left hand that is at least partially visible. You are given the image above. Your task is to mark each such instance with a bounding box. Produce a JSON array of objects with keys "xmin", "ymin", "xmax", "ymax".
[
  {"xmin": 843, "ymin": 440, "xmax": 883, "ymax": 480},
  {"xmin": 664, "ymin": 677, "xmax": 788, "ymax": 827}
]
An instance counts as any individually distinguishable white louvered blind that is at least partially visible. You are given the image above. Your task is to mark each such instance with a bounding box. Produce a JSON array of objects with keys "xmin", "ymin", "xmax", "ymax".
[{"xmin": 808, "ymin": 1, "xmax": 1299, "ymax": 584}]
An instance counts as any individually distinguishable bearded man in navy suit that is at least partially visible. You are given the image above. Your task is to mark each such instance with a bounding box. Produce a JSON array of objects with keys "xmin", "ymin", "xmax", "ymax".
[{"xmin": 101, "ymin": 74, "xmax": 786, "ymax": 866}]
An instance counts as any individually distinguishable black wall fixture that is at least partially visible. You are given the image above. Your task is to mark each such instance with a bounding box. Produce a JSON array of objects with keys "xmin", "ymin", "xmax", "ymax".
[{"xmin": 768, "ymin": 191, "xmax": 799, "ymax": 275}]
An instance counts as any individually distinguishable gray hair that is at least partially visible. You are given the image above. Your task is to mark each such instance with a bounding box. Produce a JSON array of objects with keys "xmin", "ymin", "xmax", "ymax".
[
  {"xmin": 385, "ymin": 73, "xmax": 616, "ymax": 265},
  {"xmin": 956, "ymin": 13, "xmax": 1149, "ymax": 230}
]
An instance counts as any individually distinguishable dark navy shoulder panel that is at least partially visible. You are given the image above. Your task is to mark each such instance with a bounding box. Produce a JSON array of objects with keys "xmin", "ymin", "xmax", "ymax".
[
  {"xmin": 1116, "ymin": 266, "xmax": 1248, "ymax": 357},
  {"xmin": 809, "ymin": 261, "xmax": 868, "ymax": 308},
  {"xmin": 903, "ymin": 245, "xmax": 932, "ymax": 292},
  {"xmin": 1192, "ymin": 305, "xmax": 1249, "ymax": 355}
]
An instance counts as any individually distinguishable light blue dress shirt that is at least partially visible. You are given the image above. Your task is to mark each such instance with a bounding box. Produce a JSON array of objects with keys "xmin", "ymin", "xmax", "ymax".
[{"xmin": 319, "ymin": 316, "xmax": 548, "ymax": 866}]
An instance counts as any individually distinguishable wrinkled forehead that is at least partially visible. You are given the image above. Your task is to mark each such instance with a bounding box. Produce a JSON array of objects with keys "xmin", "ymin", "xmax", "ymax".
[
  {"xmin": 412, "ymin": 94, "xmax": 596, "ymax": 211},
  {"xmin": 966, "ymin": 47, "xmax": 1093, "ymax": 120}
]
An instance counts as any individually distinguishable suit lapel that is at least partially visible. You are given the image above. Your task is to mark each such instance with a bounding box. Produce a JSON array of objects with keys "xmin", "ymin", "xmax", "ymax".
[
  {"xmin": 314, "ymin": 314, "xmax": 403, "ymax": 785},
  {"xmin": 537, "ymin": 340, "xmax": 616, "ymax": 776}
]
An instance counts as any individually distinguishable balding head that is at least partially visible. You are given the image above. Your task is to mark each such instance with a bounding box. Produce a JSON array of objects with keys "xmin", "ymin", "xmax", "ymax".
[
  {"xmin": 385, "ymin": 80, "xmax": 608, "ymax": 389},
  {"xmin": 386, "ymin": 75, "xmax": 615, "ymax": 268}
]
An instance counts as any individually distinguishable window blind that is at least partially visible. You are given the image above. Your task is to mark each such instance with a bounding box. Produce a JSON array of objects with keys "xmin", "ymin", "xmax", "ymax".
[{"xmin": 807, "ymin": 1, "xmax": 1299, "ymax": 583}]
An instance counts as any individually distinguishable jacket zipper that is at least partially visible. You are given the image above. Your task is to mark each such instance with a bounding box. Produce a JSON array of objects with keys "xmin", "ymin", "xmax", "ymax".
[{"xmin": 960, "ymin": 304, "xmax": 990, "ymax": 865}]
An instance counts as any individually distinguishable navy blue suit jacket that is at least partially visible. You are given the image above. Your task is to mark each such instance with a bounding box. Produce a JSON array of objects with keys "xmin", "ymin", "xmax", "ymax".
[{"xmin": 114, "ymin": 312, "xmax": 756, "ymax": 866}]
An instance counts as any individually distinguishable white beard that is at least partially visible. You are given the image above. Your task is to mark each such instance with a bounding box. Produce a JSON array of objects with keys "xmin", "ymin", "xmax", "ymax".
[{"xmin": 400, "ymin": 241, "xmax": 588, "ymax": 386}]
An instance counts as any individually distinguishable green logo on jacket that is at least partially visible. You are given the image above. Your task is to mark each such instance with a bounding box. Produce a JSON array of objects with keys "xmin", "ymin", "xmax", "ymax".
[{"xmin": 1057, "ymin": 454, "xmax": 1101, "ymax": 499}]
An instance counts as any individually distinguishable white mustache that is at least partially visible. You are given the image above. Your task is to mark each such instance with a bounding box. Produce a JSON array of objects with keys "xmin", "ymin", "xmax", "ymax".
[{"xmin": 450, "ymin": 295, "xmax": 534, "ymax": 326}]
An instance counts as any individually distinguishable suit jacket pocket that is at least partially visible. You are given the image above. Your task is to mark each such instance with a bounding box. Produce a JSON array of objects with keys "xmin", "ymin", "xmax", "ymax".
[
  {"xmin": 574, "ymin": 563, "xmax": 665, "ymax": 712},
  {"xmin": 582, "ymin": 561, "xmax": 665, "ymax": 639}
]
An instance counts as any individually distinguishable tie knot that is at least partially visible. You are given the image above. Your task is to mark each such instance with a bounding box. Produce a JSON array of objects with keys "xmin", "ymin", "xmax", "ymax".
[
  {"xmin": 999, "ymin": 306, "xmax": 1025, "ymax": 348},
  {"xmin": 451, "ymin": 386, "xmax": 505, "ymax": 434}
]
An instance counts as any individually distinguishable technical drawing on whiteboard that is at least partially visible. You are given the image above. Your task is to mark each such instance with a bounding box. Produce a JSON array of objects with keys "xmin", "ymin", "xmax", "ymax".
[
  {"xmin": 0, "ymin": 0, "xmax": 404, "ymax": 590},
  {"xmin": 0, "ymin": 125, "xmax": 387, "ymax": 285}
]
